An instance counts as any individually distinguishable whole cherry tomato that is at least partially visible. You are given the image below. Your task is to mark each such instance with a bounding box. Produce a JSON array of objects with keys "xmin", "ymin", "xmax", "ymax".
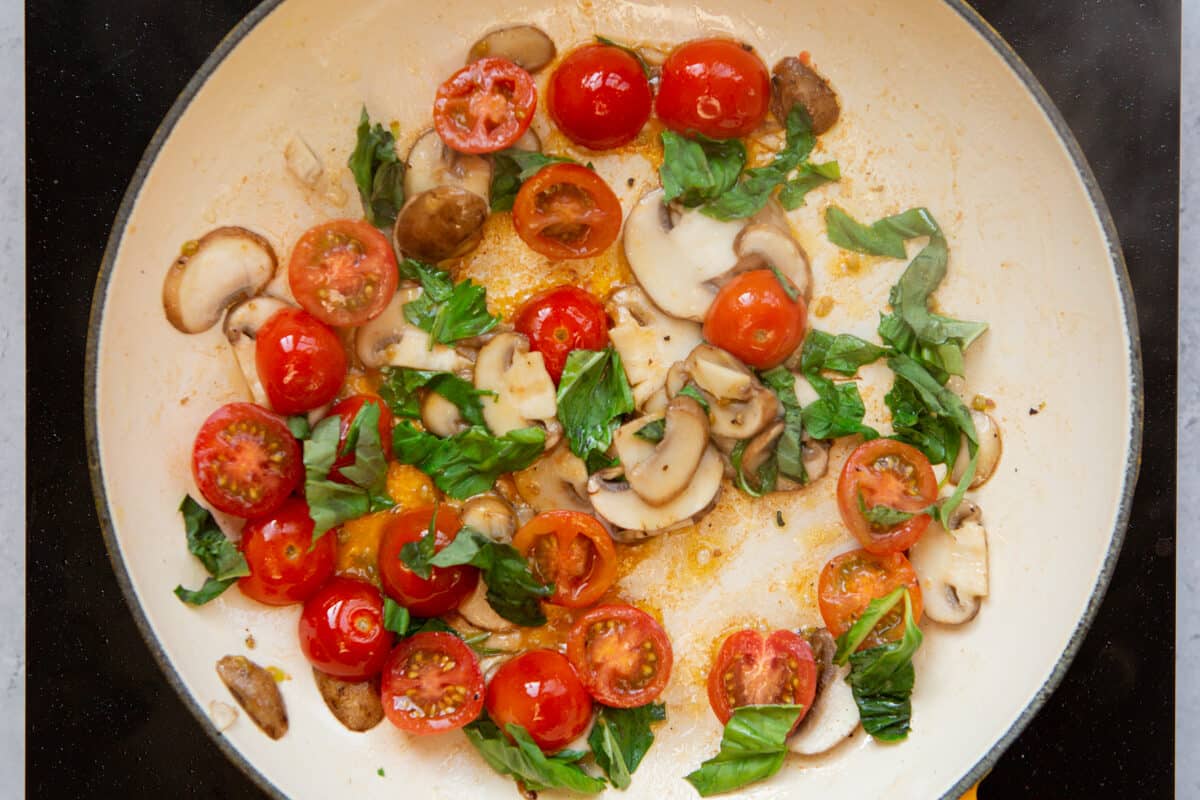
[
  {"xmin": 548, "ymin": 44, "xmax": 652, "ymax": 150},
  {"xmin": 378, "ymin": 507, "xmax": 479, "ymax": 618},
  {"xmin": 255, "ymin": 307, "xmax": 347, "ymax": 415},
  {"xmin": 485, "ymin": 649, "xmax": 593, "ymax": 753},
  {"xmin": 191, "ymin": 402, "xmax": 302, "ymax": 518},
  {"xmin": 513, "ymin": 286, "xmax": 609, "ymax": 382},
  {"xmin": 238, "ymin": 497, "xmax": 336, "ymax": 605},
  {"xmin": 298, "ymin": 577, "xmax": 392, "ymax": 681},
  {"xmin": 656, "ymin": 38, "xmax": 771, "ymax": 139},
  {"xmin": 703, "ymin": 270, "xmax": 806, "ymax": 369}
]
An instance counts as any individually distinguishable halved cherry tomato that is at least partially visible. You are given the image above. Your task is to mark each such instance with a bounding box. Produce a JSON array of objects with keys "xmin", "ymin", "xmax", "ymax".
[
  {"xmin": 703, "ymin": 270, "xmax": 806, "ymax": 369},
  {"xmin": 512, "ymin": 510, "xmax": 617, "ymax": 608},
  {"xmin": 287, "ymin": 219, "xmax": 397, "ymax": 327},
  {"xmin": 656, "ymin": 38, "xmax": 771, "ymax": 139},
  {"xmin": 513, "ymin": 286, "xmax": 609, "ymax": 382},
  {"xmin": 706, "ymin": 629, "xmax": 817, "ymax": 728},
  {"xmin": 567, "ymin": 604, "xmax": 673, "ymax": 708},
  {"xmin": 255, "ymin": 307, "xmax": 347, "ymax": 415},
  {"xmin": 837, "ymin": 439, "xmax": 938, "ymax": 554},
  {"xmin": 377, "ymin": 507, "xmax": 479, "ymax": 617},
  {"xmin": 238, "ymin": 497, "xmax": 336, "ymax": 605},
  {"xmin": 434, "ymin": 57, "xmax": 537, "ymax": 154},
  {"xmin": 818, "ymin": 548, "xmax": 924, "ymax": 650},
  {"xmin": 191, "ymin": 402, "xmax": 302, "ymax": 518},
  {"xmin": 548, "ymin": 44, "xmax": 652, "ymax": 150},
  {"xmin": 380, "ymin": 632, "xmax": 484, "ymax": 735},
  {"xmin": 298, "ymin": 577, "xmax": 391, "ymax": 681},
  {"xmin": 326, "ymin": 395, "xmax": 394, "ymax": 484},
  {"xmin": 485, "ymin": 649, "xmax": 593, "ymax": 753},
  {"xmin": 512, "ymin": 163, "xmax": 622, "ymax": 259}
]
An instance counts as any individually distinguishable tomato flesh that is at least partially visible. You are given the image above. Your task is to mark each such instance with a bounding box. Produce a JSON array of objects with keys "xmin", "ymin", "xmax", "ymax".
[
  {"xmin": 191, "ymin": 402, "xmax": 302, "ymax": 518},
  {"xmin": 378, "ymin": 507, "xmax": 479, "ymax": 617},
  {"xmin": 567, "ymin": 604, "xmax": 673, "ymax": 707},
  {"xmin": 255, "ymin": 307, "xmax": 347, "ymax": 415},
  {"xmin": 381, "ymin": 632, "xmax": 484, "ymax": 735},
  {"xmin": 512, "ymin": 510, "xmax": 617, "ymax": 608},
  {"xmin": 836, "ymin": 439, "xmax": 938, "ymax": 554},
  {"xmin": 325, "ymin": 395, "xmax": 394, "ymax": 484},
  {"xmin": 818, "ymin": 548, "xmax": 924, "ymax": 649},
  {"xmin": 485, "ymin": 649, "xmax": 593, "ymax": 753},
  {"xmin": 706, "ymin": 629, "xmax": 817, "ymax": 727},
  {"xmin": 703, "ymin": 270, "xmax": 806, "ymax": 369},
  {"xmin": 548, "ymin": 44, "xmax": 652, "ymax": 150},
  {"xmin": 513, "ymin": 287, "xmax": 609, "ymax": 382},
  {"xmin": 288, "ymin": 219, "xmax": 397, "ymax": 327},
  {"xmin": 512, "ymin": 163, "xmax": 622, "ymax": 259},
  {"xmin": 434, "ymin": 57, "xmax": 537, "ymax": 154},
  {"xmin": 238, "ymin": 497, "xmax": 336, "ymax": 605},
  {"xmin": 656, "ymin": 38, "xmax": 771, "ymax": 139},
  {"xmin": 298, "ymin": 577, "xmax": 392, "ymax": 681}
]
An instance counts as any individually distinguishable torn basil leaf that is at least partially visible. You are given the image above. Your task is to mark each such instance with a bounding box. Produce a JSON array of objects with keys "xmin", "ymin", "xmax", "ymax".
[
  {"xmin": 173, "ymin": 495, "xmax": 250, "ymax": 606},
  {"xmin": 302, "ymin": 405, "xmax": 394, "ymax": 538},
  {"xmin": 391, "ymin": 422, "xmax": 545, "ymax": 500},
  {"xmin": 633, "ymin": 418, "xmax": 666, "ymax": 443},
  {"xmin": 824, "ymin": 205, "xmax": 940, "ymax": 259},
  {"xmin": 683, "ymin": 705, "xmax": 803, "ymax": 797},
  {"xmin": 589, "ymin": 703, "xmax": 667, "ymax": 790},
  {"xmin": 556, "ymin": 348, "xmax": 635, "ymax": 472},
  {"xmin": 348, "ymin": 107, "xmax": 405, "ymax": 228},
  {"xmin": 758, "ymin": 367, "xmax": 808, "ymax": 487},
  {"xmin": 856, "ymin": 492, "xmax": 916, "ymax": 528},
  {"xmin": 397, "ymin": 258, "xmax": 500, "ymax": 344},
  {"xmin": 659, "ymin": 131, "xmax": 747, "ymax": 207},
  {"xmin": 464, "ymin": 717, "xmax": 607, "ymax": 794},
  {"xmin": 778, "ymin": 160, "xmax": 840, "ymax": 210},
  {"xmin": 286, "ymin": 415, "xmax": 311, "ymax": 440},
  {"xmin": 383, "ymin": 597, "xmax": 411, "ymax": 636}
]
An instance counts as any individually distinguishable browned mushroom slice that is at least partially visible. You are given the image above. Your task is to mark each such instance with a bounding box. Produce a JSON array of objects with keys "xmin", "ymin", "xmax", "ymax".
[
  {"xmin": 514, "ymin": 442, "xmax": 592, "ymax": 514},
  {"xmin": 215, "ymin": 655, "xmax": 288, "ymax": 740},
  {"xmin": 667, "ymin": 344, "xmax": 780, "ymax": 440},
  {"xmin": 587, "ymin": 446, "xmax": 723, "ymax": 532},
  {"xmin": 393, "ymin": 186, "xmax": 488, "ymax": 262},
  {"xmin": 474, "ymin": 333, "xmax": 559, "ymax": 445},
  {"xmin": 613, "ymin": 397, "xmax": 710, "ymax": 506},
  {"xmin": 770, "ymin": 56, "xmax": 840, "ymax": 135},
  {"xmin": 163, "ymin": 227, "xmax": 276, "ymax": 333},
  {"xmin": 312, "ymin": 669, "xmax": 384, "ymax": 732},
  {"xmin": 606, "ymin": 286, "xmax": 703, "ymax": 408},
  {"xmin": 468, "ymin": 25, "xmax": 557, "ymax": 73},
  {"xmin": 460, "ymin": 493, "xmax": 518, "ymax": 543},
  {"xmin": 732, "ymin": 224, "xmax": 812, "ymax": 301}
]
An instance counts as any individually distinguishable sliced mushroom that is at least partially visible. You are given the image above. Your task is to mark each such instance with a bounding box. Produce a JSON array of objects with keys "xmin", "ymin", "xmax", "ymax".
[
  {"xmin": 312, "ymin": 669, "xmax": 384, "ymax": 732},
  {"xmin": 404, "ymin": 128, "xmax": 492, "ymax": 202},
  {"xmin": 460, "ymin": 493, "xmax": 518, "ymax": 543},
  {"xmin": 222, "ymin": 296, "xmax": 290, "ymax": 406},
  {"xmin": 623, "ymin": 189, "xmax": 747, "ymax": 321},
  {"xmin": 215, "ymin": 655, "xmax": 287, "ymax": 740},
  {"xmin": 355, "ymin": 287, "xmax": 471, "ymax": 372},
  {"xmin": 668, "ymin": 345, "xmax": 780, "ymax": 439},
  {"xmin": 421, "ymin": 391, "xmax": 468, "ymax": 438},
  {"xmin": 393, "ymin": 185, "xmax": 488, "ymax": 262},
  {"xmin": 457, "ymin": 578, "xmax": 517, "ymax": 632},
  {"xmin": 801, "ymin": 433, "xmax": 831, "ymax": 482},
  {"xmin": 468, "ymin": 24, "xmax": 556, "ymax": 73},
  {"xmin": 950, "ymin": 411, "xmax": 1002, "ymax": 488},
  {"xmin": 514, "ymin": 443, "xmax": 592, "ymax": 513},
  {"xmin": 588, "ymin": 446, "xmax": 723, "ymax": 531},
  {"xmin": 607, "ymin": 287, "xmax": 703, "ymax": 408},
  {"xmin": 474, "ymin": 333, "xmax": 558, "ymax": 443},
  {"xmin": 614, "ymin": 397, "xmax": 710, "ymax": 506},
  {"xmin": 789, "ymin": 629, "xmax": 858, "ymax": 755},
  {"xmin": 732, "ymin": 224, "xmax": 812, "ymax": 300},
  {"xmin": 163, "ymin": 227, "xmax": 276, "ymax": 333},
  {"xmin": 771, "ymin": 56, "xmax": 840, "ymax": 135},
  {"xmin": 908, "ymin": 502, "xmax": 989, "ymax": 624}
]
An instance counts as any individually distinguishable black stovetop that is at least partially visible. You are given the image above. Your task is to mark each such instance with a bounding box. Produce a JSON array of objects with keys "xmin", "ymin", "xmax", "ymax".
[{"xmin": 25, "ymin": 1, "xmax": 1179, "ymax": 797}]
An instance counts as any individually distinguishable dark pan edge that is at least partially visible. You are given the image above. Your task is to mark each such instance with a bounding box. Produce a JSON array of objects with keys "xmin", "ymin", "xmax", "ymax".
[{"xmin": 82, "ymin": 2, "xmax": 1145, "ymax": 799}]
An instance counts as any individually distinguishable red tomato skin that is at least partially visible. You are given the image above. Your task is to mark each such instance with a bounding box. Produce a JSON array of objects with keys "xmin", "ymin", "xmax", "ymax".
[
  {"xmin": 237, "ymin": 497, "xmax": 336, "ymax": 605},
  {"xmin": 255, "ymin": 307, "xmax": 347, "ymax": 415},
  {"xmin": 377, "ymin": 507, "xmax": 479, "ymax": 618},
  {"xmin": 287, "ymin": 219, "xmax": 398, "ymax": 327},
  {"xmin": 703, "ymin": 270, "xmax": 806, "ymax": 369},
  {"xmin": 191, "ymin": 402, "xmax": 303, "ymax": 518},
  {"xmin": 706, "ymin": 629, "xmax": 817, "ymax": 728},
  {"xmin": 566, "ymin": 604, "xmax": 674, "ymax": 707},
  {"xmin": 325, "ymin": 395, "xmax": 394, "ymax": 484},
  {"xmin": 298, "ymin": 577, "xmax": 392, "ymax": 681},
  {"xmin": 818, "ymin": 549, "xmax": 924, "ymax": 648},
  {"xmin": 656, "ymin": 38, "xmax": 771, "ymax": 139},
  {"xmin": 380, "ymin": 632, "xmax": 485, "ymax": 735},
  {"xmin": 512, "ymin": 163, "xmax": 623, "ymax": 259},
  {"xmin": 485, "ymin": 649, "xmax": 594, "ymax": 753},
  {"xmin": 548, "ymin": 44, "xmax": 653, "ymax": 150},
  {"xmin": 512, "ymin": 510, "xmax": 618, "ymax": 608},
  {"xmin": 836, "ymin": 439, "xmax": 938, "ymax": 554},
  {"xmin": 434, "ymin": 58, "xmax": 537, "ymax": 154},
  {"xmin": 513, "ymin": 287, "xmax": 609, "ymax": 382}
]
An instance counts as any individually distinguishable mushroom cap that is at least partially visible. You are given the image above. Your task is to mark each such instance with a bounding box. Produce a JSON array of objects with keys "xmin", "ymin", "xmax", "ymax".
[
  {"xmin": 456, "ymin": 577, "xmax": 517, "ymax": 632},
  {"xmin": 623, "ymin": 189, "xmax": 746, "ymax": 321},
  {"xmin": 393, "ymin": 186, "xmax": 488, "ymax": 263},
  {"xmin": 606, "ymin": 286, "xmax": 703, "ymax": 408},
  {"xmin": 404, "ymin": 128, "xmax": 492, "ymax": 202},
  {"xmin": 770, "ymin": 56, "xmax": 841, "ymax": 135},
  {"xmin": 908, "ymin": 504, "xmax": 989, "ymax": 625},
  {"xmin": 460, "ymin": 493, "xmax": 518, "ymax": 544},
  {"xmin": 514, "ymin": 443, "xmax": 592, "ymax": 514},
  {"xmin": 474, "ymin": 332, "xmax": 558, "ymax": 438},
  {"xmin": 468, "ymin": 24, "xmax": 557, "ymax": 73},
  {"xmin": 618, "ymin": 396, "xmax": 710, "ymax": 506},
  {"xmin": 670, "ymin": 345, "xmax": 780, "ymax": 440},
  {"xmin": 733, "ymin": 223, "xmax": 812, "ymax": 301},
  {"xmin": 588, "ymin": 446, "xmax": 724, "ymax": 531},
  {"xmin": 163, "ymin": 227, "xmax": 276, "ymax": 334},
  {"xmin": 354, "ymin": 287, "xmax": 471, "ymax": 372},
  {"xmin": 420, "ymin": 390, "xmax": 468, "ymax": 438}
]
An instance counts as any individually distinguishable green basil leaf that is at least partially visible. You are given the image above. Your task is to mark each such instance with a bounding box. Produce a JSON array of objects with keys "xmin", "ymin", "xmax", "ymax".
[
  {"xmin": 336, "ymin": 402, "xmax": 388, "ymax": 490},
  {"xmin": 886, "ymin": 354, "xmax": 978, "ymax": 447},
  {"xmin": 633, "ymin": 418, "xmax": 666, "ymax": 443},
  {"xmin": 399, "ymin": 503, "xmax": 443, "ymax": 580},
  {"xmin": 398, "ymin": 258, "xmax": 500, "ymax": 344},
  {"xmin": 801, "ymin": 330, "xmax": 888, "ymax": 376},
  {"xmin": 730, "ymin": 438, "xmax": 777, "ymax": 498},
  {"xmin": 677, "ymin": 384, "xmax": 711, "ymax": 413},
  {"xmin": 173, "ymin": 496, "xmax": 248, "ymax": 606},
  {"xmin": 392, "ymin": 422, "xmax": 545, "ymax": 500},
  {"xmin": 490, "ymin": 149, "xmax": 579, "ymax": 211},
  {"xmin": 659, "ymin": 131, "xmax": 747, "ymax": 207},
  {"xmin": 844, "ymin": 591, "xmax": 924, "ymax": 741},
  {"xmin": 824, "ymin": 205, "xmax": 940, "ymax": 259},
  {"xmin": 286, "ymin": 415, "xmax": 311, "ymax": 440},
  {"xmin": 683, "ymin": 705, "xmax": 803, "ymax": 796},
  {"xmin": 833, "ymin": 586, "xmax": 907, "ymax": 664},
  {"xmin": 778, "ymin": 160, "xmax": 840, "ymax": 210},
  {"xmin": 758, "ymin": 367, "xmax": 808, "ymax": 485},
  {"xmin": 801, "ymin": 373, "xmax": 878, "ymax": 440},
  {"xmin": 589, "ymin": 703, "xmax": 667, "ymax": 790},
  {"xmin": 856, "ymin": 492, "xmax": 916, "ymax": 528},
  {"xmin": 426, "ymin": 528, "xmax": 552, "ymax": 626},
  {"xmin": 304, "ymin": 408, "xmax": 394, "ymax": 538},
  {"xmin": 556, "ymin": 348, "xmax": 635, "ymax": 472},
  {"xmin": 463, "ymin": 717, "xmax": 607, "ymax": 794},
  {"xmin": 174, "ymin": 577, "xmax": 237, "ymax": 606},
  {"xmin": 378, "ymin": 366, "xmax": 491, "ymax": 427},
  {"xmin": 348, "ymin": 107, "xmax": 405, "ymax": 228},
  {"xmin": 383, "ymin": 597, "xmax": 411, "ymax": 636},
  {"xmin": 883, "ymin": 376, "xmax": 961, "ymax": 467}
]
